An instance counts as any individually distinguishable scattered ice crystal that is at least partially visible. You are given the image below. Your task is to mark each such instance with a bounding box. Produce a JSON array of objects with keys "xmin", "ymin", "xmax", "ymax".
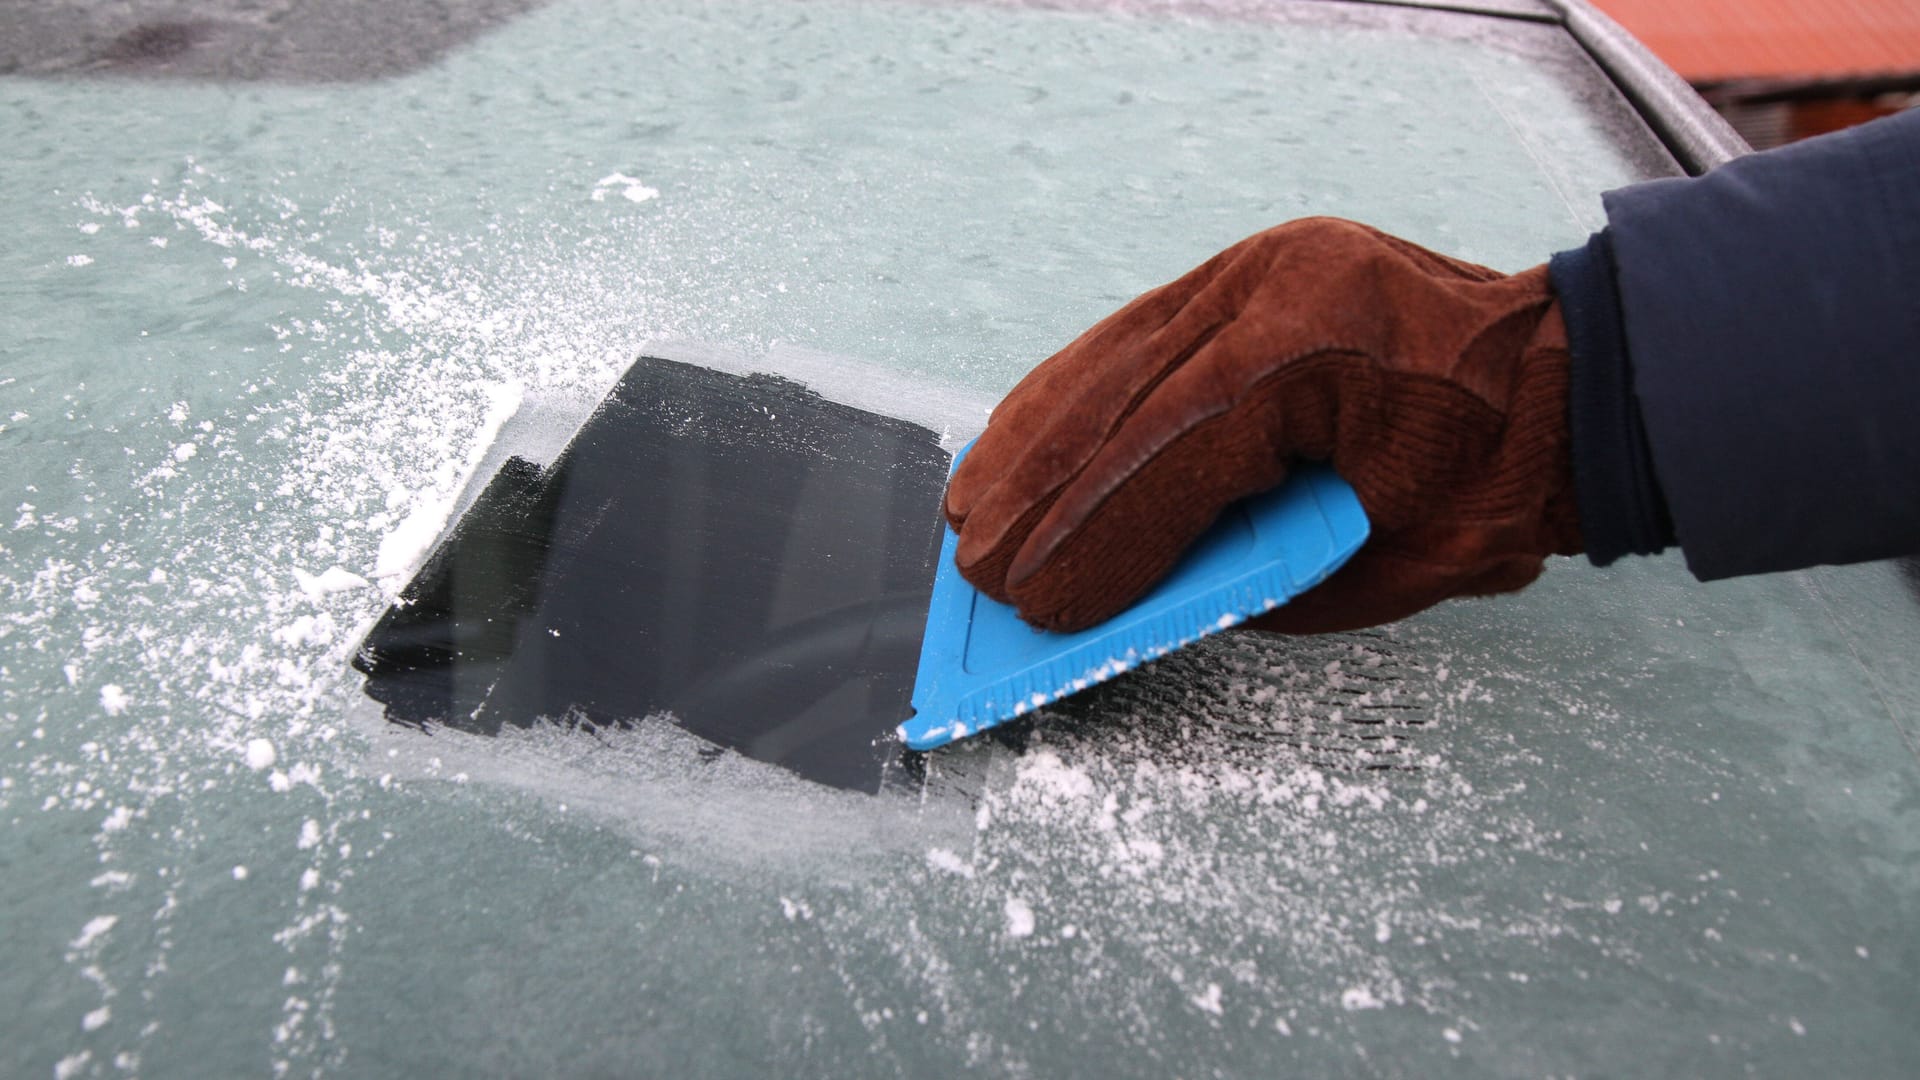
[
  {"xmin": 925, "ymin": 848, "xmax": 974, "ymax": 878},
  {"xmin": 1003, "ymin": 896, "xmax": 1036, "ymax": 938},
  {"xmin": 71, "ymin": 915, "xmax": 118, "ymax": 950},
  {"xmin": 1191, "ymin": 983, "xmax": 1224, "ymax": 1015},
  {"xmin": 292, "ymin": 566, "xmax": 370, "ymax": 602},
  {"xmin": 1340, "ymin": 986, "xmax": 1383, "ymax": 1011},
  {"xmin": 591, "ymin": 172, "xmax": 661, "ymax": 203},
  {"xmin": 98, "ymin": 685, "xmax": 130, "ymax": 716},
  {"xmin": 245, "ymin": 738, "xmax": 277, "ymax": 771}
]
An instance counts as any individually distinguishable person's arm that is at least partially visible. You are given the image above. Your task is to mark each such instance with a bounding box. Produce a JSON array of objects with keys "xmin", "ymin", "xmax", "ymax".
[
  {"xmin": 1555, "ymin": 107, "xmax": 1920, "ymax": 578},
  {"xmin": 950, "ymin": 110, "xmax": 1920, "ymax": 635}
]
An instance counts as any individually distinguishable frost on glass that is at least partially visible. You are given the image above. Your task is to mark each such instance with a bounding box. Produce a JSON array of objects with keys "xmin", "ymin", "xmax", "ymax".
[{"xmin": 1, "ymin": 0, "xmax": 1915, "ymax": 1077}]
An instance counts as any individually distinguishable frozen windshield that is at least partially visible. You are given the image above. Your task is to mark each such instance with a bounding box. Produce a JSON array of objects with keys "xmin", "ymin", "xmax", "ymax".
[{"xmin": 4, "ymin": 0, "xmax": 1914, "ymax": 1076}]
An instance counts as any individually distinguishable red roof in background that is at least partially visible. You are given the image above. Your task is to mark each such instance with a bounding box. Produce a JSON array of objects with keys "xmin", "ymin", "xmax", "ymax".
[{"xmin": 1595, "ymin": 0, "xmax": 1920, "ymax": 82}]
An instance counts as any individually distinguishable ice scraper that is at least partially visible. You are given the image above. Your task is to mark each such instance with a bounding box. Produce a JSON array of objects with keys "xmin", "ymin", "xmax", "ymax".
[{"xmin": 899, "ymin": 449, "xmax": 1369, "ymax": 751}]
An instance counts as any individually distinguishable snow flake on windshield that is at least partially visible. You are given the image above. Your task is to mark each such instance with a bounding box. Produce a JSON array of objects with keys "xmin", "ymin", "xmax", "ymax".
[{"xmin": 590, "ymin": 172, "xmax": 661, "ymax": 204}]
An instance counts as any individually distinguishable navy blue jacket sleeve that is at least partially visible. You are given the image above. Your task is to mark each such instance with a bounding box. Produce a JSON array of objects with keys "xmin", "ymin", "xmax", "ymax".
[{"xmin": 1553, "ymin": 107, "xmax": 1920, "ymax": 580}]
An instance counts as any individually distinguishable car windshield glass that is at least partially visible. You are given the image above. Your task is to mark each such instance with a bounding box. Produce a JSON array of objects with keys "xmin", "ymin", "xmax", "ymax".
[{"xmin": 5, "ymin": 0, "xmax": 1915, "ymax": 1076}]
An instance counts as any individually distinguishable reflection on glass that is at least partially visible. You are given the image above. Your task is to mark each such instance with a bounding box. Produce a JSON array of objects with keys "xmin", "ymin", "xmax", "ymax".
[{"xmin": 354, "ymin": 356, "xmax": 950, "ymax": 792}]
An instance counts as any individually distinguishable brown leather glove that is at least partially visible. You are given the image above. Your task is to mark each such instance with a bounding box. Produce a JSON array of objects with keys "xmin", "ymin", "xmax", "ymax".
[{"xmin": 945, "ymin": 217, "xmax": 1584, "ymax": 635}]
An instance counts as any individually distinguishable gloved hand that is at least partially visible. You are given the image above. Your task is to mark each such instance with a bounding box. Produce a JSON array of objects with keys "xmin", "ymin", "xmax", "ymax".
[{"xmin": 945, "ymin": 217, "xmax": 1584, "ymax": 635}]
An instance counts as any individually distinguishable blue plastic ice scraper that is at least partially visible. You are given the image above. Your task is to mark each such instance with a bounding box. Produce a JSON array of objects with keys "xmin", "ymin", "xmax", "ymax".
[{"xmin": 898, "ymin": 455, "xmax": 1369, "ymax": 752}]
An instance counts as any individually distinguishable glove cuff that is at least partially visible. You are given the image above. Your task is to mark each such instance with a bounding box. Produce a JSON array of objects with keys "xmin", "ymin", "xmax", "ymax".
[{"xmin": 1551, "ymin": 229, "xmax": 1675, "ymax": 567}]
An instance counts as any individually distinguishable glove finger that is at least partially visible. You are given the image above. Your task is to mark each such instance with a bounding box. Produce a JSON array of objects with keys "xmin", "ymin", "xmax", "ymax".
[
  {"xmin": 1003, "ymin": 299, "xmax": 1325, "ymax": 586},
  {"xmin": 950, "ymin": 281, "xmax": 1243, "ymax": 601},
  {"xmin": 946, "ymin": 221, "xmax": 1302, "ymax": 536},
  {"xmin": 945, "ymin": 268, "xmax": 1215, "ymax": 532},
  {"xmin": 1001, "ymin": 360, "xmax": 1296, "ymax": 630},
  {"xmin": 947, "ymin": 312, "xmax": 1136, "ymax": 530}
]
